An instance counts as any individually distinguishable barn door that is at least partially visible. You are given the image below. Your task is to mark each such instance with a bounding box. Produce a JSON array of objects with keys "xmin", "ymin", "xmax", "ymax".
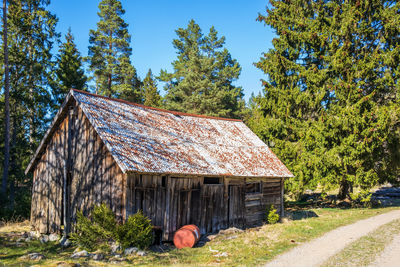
[
  {"xmin": 199, "ymin": 184, "xmax": 225, "ymax": 234},
  {"xmin": 228, "ymin": 185, "xmax": 245, "ymax": 228}
]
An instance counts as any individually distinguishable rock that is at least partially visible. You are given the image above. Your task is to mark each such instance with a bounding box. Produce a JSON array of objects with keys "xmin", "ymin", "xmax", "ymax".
[
  {"xmin": 48, "ymin": 233, "xmax": 59, "ymax": 242},
  {"xmin": 22, "ymin": 252, "xmax": 46, "ymax": 260},
  {"xmin": 29, "ymin": 231, "xmax": 40, "ymax": 238},
  {"xmin": 70, "ymin": 250, "xmax": 89, "ymax": 258},
  {"xmin": 124, "ymin": 247, "xmax": 138, "ymax": 255},
  {"xmin": 60, "ymin": 237, "xmax": 71, "ymax": 248},
  {"xmin": 110, "ymin": 242, "xmax": 121, "ymax": 253},
  {"xmin": 17, "ymin": 237, "xmax": 25, "ymax": 242},
  {"xmin": 110, "ymin": 254, "xmax": 125, "ymax": 261},
  {"xmin": 218, "ymin": 227, "xmax": 243, "ymax": 235},
  {"xmin": 136, "ymin": 250, "xmax": 147, "ymax": 256},
  {"xmin": 57, "ymin": 262, "xmax": 81, "ymax": 267},
  {"xmin": 92, "ymin": 253, "xmax": 104, "ymax": 261},
  {"xmin": 207, "ymin": 234, "xmax": 218, "ymax": 241},
  {"xmin": 214, "ymin": 252, "xmax": 228, "ymax": 257},
  {"xmin": 224, "ymin": 235, "xmax": 238, "ymax": 240},
  {"xmin": 25, "ymin": 236, "xmax": 33, "ymax": 242},
  {"xmin": 15, "ymin": 242, "xmax": 25, "ymax": 247},
  {"xmin": 39, "ymin": 235, "xmax": 49, "ymax": 243}
]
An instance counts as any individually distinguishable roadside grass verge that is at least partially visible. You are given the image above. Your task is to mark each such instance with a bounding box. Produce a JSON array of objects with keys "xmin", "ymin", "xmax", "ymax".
[
  {"xmin": 321, "ymin": 218, "xmax": 400, "ymax": 267},
  {"xmin": 0, "ymin": 207, "xmax": 398, "ymax": 266}
]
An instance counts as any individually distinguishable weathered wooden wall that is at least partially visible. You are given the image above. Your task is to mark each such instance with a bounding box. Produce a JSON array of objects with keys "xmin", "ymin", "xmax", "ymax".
[
  {"xmin": 126, "ymin": 174, "xmax": 284, "ymax": 241},
  {"xmin": 31, "ymin": 101, "xmax": 126, "ymax": 233}
]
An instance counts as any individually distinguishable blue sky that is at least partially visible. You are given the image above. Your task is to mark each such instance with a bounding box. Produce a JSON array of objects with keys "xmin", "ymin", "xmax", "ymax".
[{"xmin": 48, "ymin": 0, "xmax": 276, "ymax": 101}]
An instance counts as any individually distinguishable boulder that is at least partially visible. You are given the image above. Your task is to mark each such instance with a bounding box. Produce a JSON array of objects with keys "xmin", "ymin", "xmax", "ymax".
[
  {"xmin": 57, "ymin": 262, "xmax": 81, "ymax": 267},
  {"xmin": 29, "ymin": 231, "xmax": 40, "ymax": 238},
  {"xmin": 59, "ymin": 237, "xmax": 71, "ymax": 248},
  {"xmin": 137, "ymin": 250, "xmax": 147, "ymax": 256},
  {"xmin": 48, "ymin": 233, "xmax": 59, "ymax": 242},
  {"xmin": 39, "ymin": 235, "xmax": 49, "ymax": 244},
  {"xmin": 110, "ymin": 242, "xmax": 121, "ymax": 253},
  {"xmin": 22, "ymin": 252, "xmax": 46, "ymax": 260},
  {"xmin": 70, "ymin": 250, "xmax": 89, "ymax": 258},
  {"xmin": 124, "ymin": 247, "xmax": 138, "ymax": 255},
  {"xmin": 92, "ymin": 253, "xmax": 104, "ymax": 261},
  {"xmin": 218, "ymin": 227, "xmax": 243, "ymax": 235}
]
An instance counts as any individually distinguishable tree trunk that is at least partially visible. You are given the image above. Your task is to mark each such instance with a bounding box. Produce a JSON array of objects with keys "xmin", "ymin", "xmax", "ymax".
[
  {"xmin": 8, "ymin": 110, "xmax": 17, "ymax": 210},
  {"xmin": 338, "ymin": 179, "xmax": 353, "ymax": 200},
  {"xmin": 2, "ymin": 0, "xmax": 10, "ymax": 196}
]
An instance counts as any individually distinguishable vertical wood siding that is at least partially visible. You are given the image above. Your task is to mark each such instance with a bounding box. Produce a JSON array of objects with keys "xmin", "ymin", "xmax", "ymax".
[
  {"xmin": 125, "ymin": 174, "xmax": 284, "ymax": 241},
  {"xmin": 31, "ymin": 101, "xmax": 126, "ymax": 233}
]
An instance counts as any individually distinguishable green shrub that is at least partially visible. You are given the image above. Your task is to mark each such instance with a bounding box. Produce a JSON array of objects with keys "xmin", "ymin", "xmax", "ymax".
[
  {"xmin": 70, "ymin": 204, "xmax": 117, "ymax": 250},
  {"xmin": 116, "ymin": 210, "xmax": 153, "ymax": 249},
  {"xmin": 71, "ymin": 204, "xmax": 154, "ymax": 251},
  {"xmin": 350, "ymin": 190, "xmax": 380, "ymax": 208},
  {"xmin": 266, "ymin": 204, "xmax": 280, "ymax": 224}
]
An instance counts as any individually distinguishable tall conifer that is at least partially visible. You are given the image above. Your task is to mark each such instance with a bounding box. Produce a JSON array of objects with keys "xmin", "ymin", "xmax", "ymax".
[
  {"xmin": 250, "ymin": 0, "xmax": 400, "ymax": 199},
  {"xmin": 0, "ymin": 0, "xmax": 59, "ymax": 213},
  {"xmin": 53, "ymin": 29, "xmax": 87, "ymax": 108},
  {"xmin": 143, "ymin": 69, "xmax": 161, "ymax": 108},
  {"xmin": 87, "ymin": 0, "xmax": 140, "ymax": 101},
  {"xmin": 160, "ymin": 20, "xmax": 244, "ymax": 118}
]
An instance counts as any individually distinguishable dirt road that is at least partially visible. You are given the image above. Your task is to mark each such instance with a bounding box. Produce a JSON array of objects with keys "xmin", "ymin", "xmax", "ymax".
[
  {"xmin": 368, "ymin": 233, "xmax": 400, "ymax": 267},
  {"xmin": 265, "ymin": 209, "xmax": 400, "ymax": 267}
]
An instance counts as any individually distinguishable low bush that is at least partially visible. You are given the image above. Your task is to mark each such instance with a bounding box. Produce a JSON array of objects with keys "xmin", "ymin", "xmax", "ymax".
[
  {"xmin": 116, "ymin": 210, "xmax": 154, "ymax": 249},
  {"xmin": 266, "ymin": 204, "xmax": 280, "ymax": 224},
  {"xmin": 71, "ymin": 204, "xmax": 154, "ymax": 251},
  {"xmin": 350, "ymin": 190, "xmax": 381, "ymax": 208},
  {"xmin": 70, "ymin": 204, "xmax": 117, "ymax": 250}
]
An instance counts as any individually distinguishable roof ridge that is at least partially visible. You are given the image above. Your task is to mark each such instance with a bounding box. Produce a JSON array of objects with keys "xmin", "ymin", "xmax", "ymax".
[{"xmin": 72, "ymin": 89, "xmax": 243, "ymax": 122}]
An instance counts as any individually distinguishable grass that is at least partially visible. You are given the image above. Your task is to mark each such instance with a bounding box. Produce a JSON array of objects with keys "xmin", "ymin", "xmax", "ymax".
[
  {"xmin": 0, "ymin": 220, "xmax": 30, "ymax": 234},
  {"xmin": 0, "ymin": 207, "xmax": 398, "ymax": 266},
  {"xmin": 321, "ymin": 218, "xmax": 400, "ymax": 267}
]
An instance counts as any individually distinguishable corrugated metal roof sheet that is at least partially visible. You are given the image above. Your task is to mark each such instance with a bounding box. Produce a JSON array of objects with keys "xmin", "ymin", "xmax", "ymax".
[{"xmin": 72, "ymin": 90, "xmax": 293, "ymax": 178}]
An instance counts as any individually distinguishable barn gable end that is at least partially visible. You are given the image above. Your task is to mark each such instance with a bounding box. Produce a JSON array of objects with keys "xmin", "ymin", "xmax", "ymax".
[{"xmin": 30, "ymin": 98, "xmax": 125, "ymax": 233}]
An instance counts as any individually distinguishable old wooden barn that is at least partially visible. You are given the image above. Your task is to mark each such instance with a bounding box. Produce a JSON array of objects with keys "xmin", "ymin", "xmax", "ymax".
[{"xmin": 26, "ymin": 89, "xmax": 293, "ymax": 240}]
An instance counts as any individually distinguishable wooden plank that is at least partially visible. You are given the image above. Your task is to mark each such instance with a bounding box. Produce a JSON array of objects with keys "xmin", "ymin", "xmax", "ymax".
[
  {"xmin": 162, "ymin": 176, "xmax": 171, "ymax": 241},
  {"xmin": 245, "ymin": 193, "xmax": 263, "ymax": 201}
]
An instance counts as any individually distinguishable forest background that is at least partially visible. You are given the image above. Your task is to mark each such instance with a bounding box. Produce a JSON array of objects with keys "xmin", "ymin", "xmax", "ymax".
[{"xmin": 0, "ymin": 0, "xmax": 399, "ymax": 219}]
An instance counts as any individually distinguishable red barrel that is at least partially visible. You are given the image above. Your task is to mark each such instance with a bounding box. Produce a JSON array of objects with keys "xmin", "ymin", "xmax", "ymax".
[{"xmin": 173, "ymin": 224, "xmax": 201, "ymax": 249}]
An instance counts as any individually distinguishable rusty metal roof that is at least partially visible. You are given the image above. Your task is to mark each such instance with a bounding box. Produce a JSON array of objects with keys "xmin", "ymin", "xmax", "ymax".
[{"xmin": 70, "ymin": 90, "xmax": 293, "ymax": 178}]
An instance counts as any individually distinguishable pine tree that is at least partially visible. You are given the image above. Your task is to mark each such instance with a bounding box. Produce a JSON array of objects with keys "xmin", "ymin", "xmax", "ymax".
[
  {"xmin": 250, "ymin": 0, "xmax": 400, "ymax": 199},
  {"xmin": 160, "ymin": 19, "xmax": 244, "ymax": 118},
  {"xmin": 2, "ymin": 0, "xmax": 10, "ymax": 196},
  {"xmin": 0, "ymin": 0, "xmax": 59, "ymax": 215},
  {"xmin": 53, "ymin": 28, "xmax": 87, "ymax": 108},
  {"xmin": 87, "ymin": 0, "xmax": 141, "ymax": 102},
  {"xmin": 143, "ymin": 69, "xmax": 161, "ymax": 107}
]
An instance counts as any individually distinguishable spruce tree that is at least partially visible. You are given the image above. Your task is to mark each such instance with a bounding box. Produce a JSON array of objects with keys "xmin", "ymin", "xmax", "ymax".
[
  {"xmin": 250, "ymin": 0, "xmax": 400, "ymax": 199},
  {"xmin": 87, "ymin": 0, "xmax": 140, "ymax": 102},
  {"xmin": 0, "ymin": 0, "xmax": 59, "ymax": 215},
  {"xmin": 53, "ymin": 28, "xmax": 87, "ymax": 108},
  {"xmin": 160, "ymin": 19, "xmax": 244, "ymax": 118},
  {"xmin": 2, "ymin": 0, "xmax": 10, "ymax": 196},
  {"xmin": 143, "ymin": 69, "xmax": 161, "ymax": 107}
]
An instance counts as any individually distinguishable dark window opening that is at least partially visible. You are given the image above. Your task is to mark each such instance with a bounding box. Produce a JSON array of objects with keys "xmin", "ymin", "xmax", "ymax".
[
  {"xmin": 246, "ymin": 182, "xmax": 261, "ymax": 194},
  {"xmin": 204, "ymin": 177, "xmax": 220, "ymax": 184},
  {"xmin": 161, "ymin": 176, "xmax": 166, "ymax": 187}
]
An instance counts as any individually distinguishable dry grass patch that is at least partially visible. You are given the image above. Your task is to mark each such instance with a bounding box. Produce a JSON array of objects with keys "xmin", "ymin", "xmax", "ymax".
[{"xmin": 0, "ymin": 219, "xmax": 30, "ymax": 233}]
